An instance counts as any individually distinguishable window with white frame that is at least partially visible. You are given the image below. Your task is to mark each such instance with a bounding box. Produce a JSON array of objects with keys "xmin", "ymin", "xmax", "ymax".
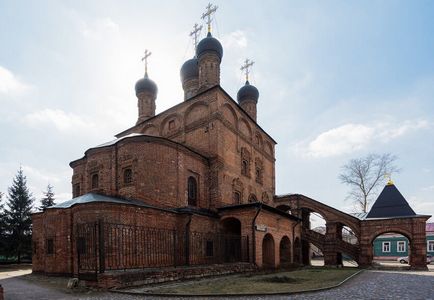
[
  {"xmin": 382, "ymin": 241, "xmax": 391, "ymax": 253},
  {"xmin": 397, "ymin": 241, "xmax": 406, "ymax": 252},
  {"xmin": 428, "ymin": 240, "xmax": 434, "ymax": 252}
]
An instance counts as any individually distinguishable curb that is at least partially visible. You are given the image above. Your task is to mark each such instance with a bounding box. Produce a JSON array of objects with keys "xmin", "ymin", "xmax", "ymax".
[{"xmin": 111, "ymin": 269, "xmax": 364, "ymax": 298}]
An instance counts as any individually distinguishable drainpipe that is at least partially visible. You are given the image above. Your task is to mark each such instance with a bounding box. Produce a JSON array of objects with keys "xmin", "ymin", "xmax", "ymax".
[
  {"xmin": 251, "ymin": 203, "xmax": 263, "ymax": 265},
  {"xmin": 185, "ymin": 214, "xmax": 192, "ymax": 265}
]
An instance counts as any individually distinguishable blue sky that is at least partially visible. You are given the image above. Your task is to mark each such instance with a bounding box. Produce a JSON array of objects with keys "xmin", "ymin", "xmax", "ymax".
[{"xmin": 1, "ymin": 1, "xmax": 433, "ymax": 221}]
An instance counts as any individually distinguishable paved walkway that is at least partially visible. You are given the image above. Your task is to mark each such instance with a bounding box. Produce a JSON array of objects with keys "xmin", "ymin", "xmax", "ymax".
[{"xmin": 1, "ymin": 267, "xmax": 433, "ymax": 299}]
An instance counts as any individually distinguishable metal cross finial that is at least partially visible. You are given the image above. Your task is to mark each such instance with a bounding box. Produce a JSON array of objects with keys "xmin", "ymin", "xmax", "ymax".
[
  {"xmin": 141, "ymin": 49, "xmax": 152, "ymax": 76},
  {"xmin": 240, "ymin": 58, "xmax": 255, "ymax": 82},
  {"xmin": 190, "ymin": 23, "xmax": 203, "ymax": 50},
  {"xmin": 201, "ymin": 3, "xmax": 218, "ymax": 33}
]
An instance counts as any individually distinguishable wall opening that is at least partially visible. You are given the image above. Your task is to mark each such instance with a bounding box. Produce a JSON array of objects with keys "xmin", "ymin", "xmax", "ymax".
[
  {"xmin": 262, "ymin": 233, "xmax": 275, "ymax": 268},
  {"xmin": 279, "ymin": 236, "xmax": 291, "ymax": 267}
]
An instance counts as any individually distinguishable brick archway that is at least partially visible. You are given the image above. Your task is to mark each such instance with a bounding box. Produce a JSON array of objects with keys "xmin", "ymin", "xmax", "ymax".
[
  {"xmin": 279, "ymin": 236, "xmax": 291, "ymax": 266},
  {"xmin": 262, "ymin": 233, "xmax": 275, "ymax": 268}
]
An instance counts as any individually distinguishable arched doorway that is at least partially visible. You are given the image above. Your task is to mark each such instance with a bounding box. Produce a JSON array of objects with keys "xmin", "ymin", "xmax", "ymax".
[
  {"xmin": 293, "ymin": 237, "xmax": 301, "ymax": 264},
  {"xmin": 279, "ymin": 236, "xmax": 291, "ymax": 267},
  {"xmin": 262, "ymin": 234, "xmax": 275, "ymax": 268},
  {"xmin": 372, "ymin": 231, "xmax": 411, "ymax": 267},
  {"xmin": 220, "ymin": 218, "xmax": 242, "ymax": 262}
]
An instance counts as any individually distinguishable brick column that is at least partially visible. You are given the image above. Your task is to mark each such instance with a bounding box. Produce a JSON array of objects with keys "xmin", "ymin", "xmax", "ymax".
[
  {"xmin": 0, "ymin": 284, "xmax": 3, "ymax": 300},
  {"xmin": 410, "ymin": 236, "xmax": 428, "ymax": 270},
  {"xmin": 324, "ymin": 222, "xmax": 342, "ymax": 266},
  {"xmin": 301, "ymin": 210, "xmax": 311, "ymax": 265}
]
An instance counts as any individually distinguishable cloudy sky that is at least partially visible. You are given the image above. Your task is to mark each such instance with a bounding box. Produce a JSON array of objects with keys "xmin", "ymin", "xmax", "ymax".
[{"xmin": 1, "ymin": 1, "xmax": 433, "ymax": 221}]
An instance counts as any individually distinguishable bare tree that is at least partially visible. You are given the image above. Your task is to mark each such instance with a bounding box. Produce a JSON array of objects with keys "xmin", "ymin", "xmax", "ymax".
[{"xmin": 339, "ymin": 153, "xmax": 400, "ymax": 213}]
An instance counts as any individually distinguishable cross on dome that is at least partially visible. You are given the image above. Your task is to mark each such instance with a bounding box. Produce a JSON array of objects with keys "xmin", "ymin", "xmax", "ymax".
[
  {"xmin": 201, "ymin": 3, "xmax": 218, "ymax": 33},
  {"xmin": 141, "ymin": 49, "xmax": 152, "ymax": 76},
  {"xmin": 190, "ymin": 23, "xmax": 203, "ymax": 50},
  {"xmin": 240, "ymin": 58, "xmax": 255, "ymax": 82}
]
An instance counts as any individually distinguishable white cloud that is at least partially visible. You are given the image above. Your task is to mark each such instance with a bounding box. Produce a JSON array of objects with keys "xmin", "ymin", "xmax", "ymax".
[
  {"xmin": 221, "ymin": 30, "xmax": 248, "ymax": 49},
  {"xmin": 421, "ymin": 185, "xmax": 434, "ymax": 191},
  {"xmin": 296, "ymin": 119, "xmax": 430, "ymax": 158},
  {"xmin": 22, "ymin": 108, "xmax": 94, "ymax": 132},
  {"xmin": 0, "ymin": 65, "xmax": 32, "ymax": 96},
  {"xmin": 22, "ymin": 165, "xmax": 64, "ymax": 184},
  {"xmin": 80, "ymin": 17, "xmax": 120, "ymax": 40}
]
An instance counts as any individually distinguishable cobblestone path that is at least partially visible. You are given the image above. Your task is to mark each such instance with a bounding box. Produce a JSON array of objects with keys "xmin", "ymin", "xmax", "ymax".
[{"xmin": 1, "ymin": 269, "xmax": 433, "ymax": 299}]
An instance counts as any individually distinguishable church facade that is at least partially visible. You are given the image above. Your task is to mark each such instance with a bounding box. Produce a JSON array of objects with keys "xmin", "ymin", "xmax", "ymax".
[
  {"xmin": 32, "ymin": 6, "xmax": 431, "ymax": 287},
  {"xmin": 32, "ymin": 20, "xmax": 302, "ymax": 280}
]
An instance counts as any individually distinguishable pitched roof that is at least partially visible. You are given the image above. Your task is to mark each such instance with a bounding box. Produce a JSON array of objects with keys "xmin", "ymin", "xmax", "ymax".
[{"xmin": 366, "ymin": 183, "xmax": 417, "ymax": 219}]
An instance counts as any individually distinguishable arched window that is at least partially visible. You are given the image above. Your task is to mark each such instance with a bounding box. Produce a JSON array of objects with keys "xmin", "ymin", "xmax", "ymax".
[
  {"xmin": 188, "ymin": 176, "xmax": 197, "ymax": 206},
  {"xmin": 91, "ymin": 173, "xmax": 99, "ymax": 189},
  {"xmin": 123, "ymin": 168, "xmax": 133, "ymax": 185},
  {"xmin": 233, "ymin": 191, "xmax": 241, "ymax": 204},
  {"xmin": 248, "ymin": 194, "xmax": 257, "ymax": 203},
  {"xmin": 73, "ymin": 183, "xmax": 80, "ymax": 198},
  {"xmin": 241, "ymin": 160, "xmax": 249, "ymax": 176}
]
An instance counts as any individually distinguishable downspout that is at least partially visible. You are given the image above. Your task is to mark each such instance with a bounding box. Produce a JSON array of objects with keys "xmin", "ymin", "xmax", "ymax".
[
  {"xmin": 185, "ymin": 214, "xmax": 192, "ymax": 265},
  {"xmin": 251, "ymin": 203, "xmax": 262, "ymax": 265}
]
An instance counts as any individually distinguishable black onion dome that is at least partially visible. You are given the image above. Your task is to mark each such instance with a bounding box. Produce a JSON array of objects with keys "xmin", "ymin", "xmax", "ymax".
[
  {"xmin": 180, "ymin": 57, "xmax": 199, "ymax": 82},
  {"xmin": 135, "ymin": 74, "xmax": 158, "ymax": 96},
  {"xmin": 196, "ymin": 32, "xmax": 223, "ymax": 60},
  {"xmin": 237, "ymin": 81, "xmax": 259, "ymax": 104}
]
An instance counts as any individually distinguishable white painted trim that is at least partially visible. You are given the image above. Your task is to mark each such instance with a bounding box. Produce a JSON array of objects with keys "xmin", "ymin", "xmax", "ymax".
[
  {"xmin": 382, "ymin": 241, "xmax": 391, "ymax": 253},
  {"xmin": 397, "ymin": 241, "xmax": 406, "ymax": 253},
  {"xmin": 428, "ymin": 240, "xmax": 434, "ymax": 252}
]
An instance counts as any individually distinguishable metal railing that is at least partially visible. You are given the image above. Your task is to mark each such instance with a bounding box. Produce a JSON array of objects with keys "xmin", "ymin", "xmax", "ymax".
[{"xmin": 76, "ymin": 221, "xmax": 249, "ymax": 275}]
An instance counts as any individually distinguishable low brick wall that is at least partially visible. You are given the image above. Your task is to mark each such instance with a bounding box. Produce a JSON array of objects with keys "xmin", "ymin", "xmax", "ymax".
[{"xmin": 84, "ymin": 263, "xmax": 257, "ymax": 289}]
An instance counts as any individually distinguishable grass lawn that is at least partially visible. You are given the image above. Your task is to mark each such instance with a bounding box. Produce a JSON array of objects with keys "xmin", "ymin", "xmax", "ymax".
[{"xmin": 140, "ymin": 267, "xmax": 360, "ymax": 295}]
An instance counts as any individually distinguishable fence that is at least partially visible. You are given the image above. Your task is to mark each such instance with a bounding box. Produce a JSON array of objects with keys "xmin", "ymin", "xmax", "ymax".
[{"xmin": 76, "ymin": 221, "xmax": 249, "ymax": 276}]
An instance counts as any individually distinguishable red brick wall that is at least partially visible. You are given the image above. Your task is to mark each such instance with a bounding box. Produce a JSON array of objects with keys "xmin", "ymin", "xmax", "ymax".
[{"xmin": 71, "ymin": 137, "xmax": 209, "ymax": 210}]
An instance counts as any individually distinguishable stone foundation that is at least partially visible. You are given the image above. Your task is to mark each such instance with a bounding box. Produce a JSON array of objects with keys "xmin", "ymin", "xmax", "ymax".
[{"xmin": 83, "ymin": 263, "xmax": 258, "ymax": 289}]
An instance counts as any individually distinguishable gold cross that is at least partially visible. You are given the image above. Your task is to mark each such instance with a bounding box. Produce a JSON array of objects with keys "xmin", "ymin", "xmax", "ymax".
[
  {"xmin": 201, "ymin": 3, "xmax": 218, "ymax": 33},
  {"xmin": 141, "ymin": 49, "xmax": 152, "ymax": 76},
  {"xmin": 384, "ymin": 173, "xmax": 394, "ymax": 185},
  {"xmin": 190, "ymin": 23, "xmax": 203, "ymax": 50},
  {"xmin": 240, "ymin": 58, "xmax": 255, "ymax": 82}
]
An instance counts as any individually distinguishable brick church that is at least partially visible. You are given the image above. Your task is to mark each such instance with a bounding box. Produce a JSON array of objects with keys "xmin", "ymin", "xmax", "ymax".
[
  {"xmin": 32, "ymin": 6, "xmax": 302, "ymax": 280},
  {"xmin": 31, "ymin": 5, "xmax": 431, "ymax": 285}
]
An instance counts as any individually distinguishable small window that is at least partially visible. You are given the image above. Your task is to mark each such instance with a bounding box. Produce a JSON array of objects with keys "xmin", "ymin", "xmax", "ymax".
[
  {"xmin": 91, "ymin": 173, "xmax": 99, "ymax": 189},
  {"xmin": 241, "ymin": 160, "xmax": 249, "ymax": 176},
  {"xmin": 248, "ymin": 194, "xmax": 257, "ymax": 203},
  {"xmin": 123, "ymin": 168, "xmax": 133, "ymax": 185},
  {"xmin": 73, "ymin": 183, "xmax": 80, "ymax": 198},
  {"xmin": 397, "ymin": 241, "xmax": 406, "ymax": 252},
  {"xmin": 382, "ymin": 241, "xmax": 391, "ymax": 253},
  {"xmin": 188, "ymin": 176, "xmax": 197, "ymax": 206},
  {"xmin": 233, "ymin": 191, "xmax": 241, "ymax": 204},
  {"xmin": 77, "ymin": 237, "xmax": 86, "ymax": 255},
  {"xmin": 255, "ymin": 167, "xmax": 262, "ymax": 184},
  {"xmin": 47, "ymin": 239, "xmax": 54, "ymax": 255},
  {"xmin": 206, "ymin": 240, "xmax": 214, "ymax": 257},
  {"xmin": 428, "ymin": 240, "xmax": 434, "ymax": 252},
  {"xmin": 169, "ymin": 120, "xmax": 175, "ymax": 130}
]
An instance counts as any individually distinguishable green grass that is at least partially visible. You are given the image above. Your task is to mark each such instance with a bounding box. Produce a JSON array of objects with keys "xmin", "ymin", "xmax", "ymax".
[{"xmin": 145, "ymin": 267, "xmax": 360, "ymax": 295}]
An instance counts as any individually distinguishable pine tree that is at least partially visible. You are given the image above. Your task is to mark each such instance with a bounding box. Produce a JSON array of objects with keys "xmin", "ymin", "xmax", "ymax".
[
  {"xmin": 0, "ymin": 192, "xmax": 7, "ymax": 257},
  {"xmin": 40, "ymin": 184, "xmax": 55, "ymax": 210},
  {"xmin": 4, "ymin": 168, "xmax": 34, "ymax": 263}
]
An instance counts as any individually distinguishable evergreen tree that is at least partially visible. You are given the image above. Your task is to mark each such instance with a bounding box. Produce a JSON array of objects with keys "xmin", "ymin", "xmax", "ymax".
[
  {"xmin": 0, "ymin": 192, "xmax": 7, "ymax": 257},
  {"xmin": 40, "ymin": 184, "xmax": 55, "ymax": 210},
  {"xmin": 4, "ymin": 168, "xmax": 34, "ymax": 263}
]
